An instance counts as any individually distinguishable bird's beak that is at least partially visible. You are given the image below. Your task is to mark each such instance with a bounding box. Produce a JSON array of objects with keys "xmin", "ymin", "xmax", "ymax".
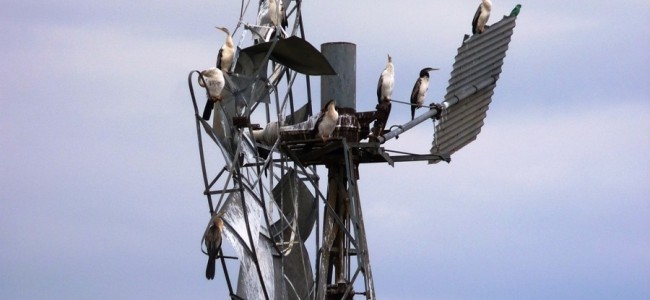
[{"xmin": 426, "ymin": 67, "xmax": 439, "ymax": 72}]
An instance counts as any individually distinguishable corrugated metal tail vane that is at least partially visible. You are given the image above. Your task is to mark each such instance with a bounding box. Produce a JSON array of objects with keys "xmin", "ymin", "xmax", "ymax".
[{"xmin": 429, "ymin": 15, "xmax": 518, "ymax": 163}]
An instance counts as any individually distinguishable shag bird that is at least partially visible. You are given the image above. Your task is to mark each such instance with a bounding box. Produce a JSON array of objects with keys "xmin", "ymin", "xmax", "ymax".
[
  {"xmin": 410, "ymin": 67, "xmax": 439, "ymax": 120},
  {"xmin": 204, "ymin": 212, "xmax": 224, "ymax": 280},
  {"xmin": 509, "ymin": 4, "xmax": 521, "ymax": 17},
  {"xmin": 472, "ymin": 0, "xmax": 492, "ymax": 35},
  {"xmin": 376, "ymin": 54, "xmax": 394, "ymax": 103},
  {"xmin": 255, "ymin": 0, "xmax": 287, "ymax": 43},
  {"xmin": 198, "ymin": 67, "xmax": 225, "ymax": 120},
  {"xmin": 312, "ymin": 99, "xmax": 339, "ymax": 142},
  {"xmin": 215, "ymin": 27, "xmax": 234, "ymax": 73}
]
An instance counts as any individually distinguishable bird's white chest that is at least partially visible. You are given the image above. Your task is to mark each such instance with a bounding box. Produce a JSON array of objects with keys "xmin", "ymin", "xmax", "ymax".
[
  {"xmin": 318, "ymin": 110, "xmax": 338, "ymax": 137},
  {"xmin": 220, "ymin": 46, "xmax": 234, "ymax": 68},
  {"xmin": 417, "ymin": 78, "xmax": 430, "ymax": 105},
  {"xmin": 381, "ymin": 70, "xmax": 394, "ymax": 96},
  {"xmin": 206, "ymin": 73, "xmax": 225, "ymax": 95}
]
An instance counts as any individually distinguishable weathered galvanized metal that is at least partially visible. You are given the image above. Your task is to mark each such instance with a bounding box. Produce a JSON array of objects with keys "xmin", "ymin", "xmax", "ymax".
[
  {"xmin": 321, "ymin": 42, "xmax": 357, "ymax": 110},
  {"xmin": 430, "ymin": 15, "xmax": 518, "ymax": 163}
]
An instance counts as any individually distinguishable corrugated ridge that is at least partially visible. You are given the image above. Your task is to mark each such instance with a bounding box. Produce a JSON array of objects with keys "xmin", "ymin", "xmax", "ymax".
[{"xmin": 430, "ymin": 16, "xmax": 517, "ymax": 163}]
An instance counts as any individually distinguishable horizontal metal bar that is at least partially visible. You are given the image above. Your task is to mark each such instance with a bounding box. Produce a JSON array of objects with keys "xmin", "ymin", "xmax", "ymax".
[{"xmin": 376, "ymin": 75, "xmax": 497, "ymax": 144}]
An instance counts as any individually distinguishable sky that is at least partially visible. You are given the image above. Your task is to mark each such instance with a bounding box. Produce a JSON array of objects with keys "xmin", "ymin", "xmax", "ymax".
[{"xmin": 1, "ymin": 0, "xmax": 649, "ymax": 299}]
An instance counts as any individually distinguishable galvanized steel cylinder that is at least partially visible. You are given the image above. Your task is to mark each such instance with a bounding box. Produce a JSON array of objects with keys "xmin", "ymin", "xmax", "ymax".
[{"xmin": 321, "ymin": 42, "xmax": 356, "ymax": 110}]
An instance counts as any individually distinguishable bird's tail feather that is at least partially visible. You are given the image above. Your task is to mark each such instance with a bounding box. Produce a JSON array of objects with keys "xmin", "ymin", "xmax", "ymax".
[
  {"xmin": 206, "ymin": 257, "xmax": 216, "ymax": 280},
  {"xmin": 202, "ymin": 101, "xmax": 214, "ymax": 120}
]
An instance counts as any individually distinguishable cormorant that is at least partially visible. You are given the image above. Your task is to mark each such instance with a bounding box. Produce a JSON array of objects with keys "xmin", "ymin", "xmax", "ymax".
[{"xmin": 410, "ymin": 67, "xmax": 438, "ymax": 120}]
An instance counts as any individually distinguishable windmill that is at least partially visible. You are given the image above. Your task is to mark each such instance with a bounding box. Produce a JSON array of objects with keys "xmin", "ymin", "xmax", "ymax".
[{"xmin": 187, "ymin": 1, "xmax": 520, "ymax": 299}]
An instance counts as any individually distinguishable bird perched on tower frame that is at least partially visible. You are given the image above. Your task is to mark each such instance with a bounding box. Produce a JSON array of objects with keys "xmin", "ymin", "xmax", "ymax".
[
  {"xmin": 410, "ymin": 67, "xmax": 438, "ymax": 120},
  {"xmin": 198, "ymin": 67, "xmax": 225, "ymax": 120},
  {"xmin": 203, "ymin": 212, "xmax": 224, "ymax": 280},
  {"xmin": 312, "ymin": 99, "xmax": 339, "ymax": 142},
  {"xmin": 215, "ymin": 27, "xmax": 234, "ymax": 73},
  {"xmin": 472, "ymin": 0, "xmax": 492, "ymax": 34},
  {"xmin": 377, "ymin": 54, "xmax": 394, "ymax": 103},
  {"xmin": 255, "ymin": 0, "xmax": 288, "ymax": 43}
]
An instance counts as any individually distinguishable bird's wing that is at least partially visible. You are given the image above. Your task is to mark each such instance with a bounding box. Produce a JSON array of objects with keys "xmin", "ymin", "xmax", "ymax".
[
  {"xmin": 216, "ymin": 48, "xmax": 224, "ymax": 70},
  {"xmin": 280, "ymin": 0, "xmax": 288, "ymax": 29},
  {"xmin": 311, "ymin": 112, "xmax": 324, "ymax": 137},
  {"xmin": 472, "ymin": 4, "xmax": 482, "ymax": 34},
  {"xmin": 376, "ymin": 73, "xmax": 384, "ymax": 103},
  {"xmin": 410, "ymin": 77, "xmax": 422, "ymax": 104}
]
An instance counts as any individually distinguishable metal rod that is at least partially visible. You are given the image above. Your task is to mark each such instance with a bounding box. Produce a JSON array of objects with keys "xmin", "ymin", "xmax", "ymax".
[{"xmin": 377, "ymin": 75, "xmax": 496, "ymax": 143}]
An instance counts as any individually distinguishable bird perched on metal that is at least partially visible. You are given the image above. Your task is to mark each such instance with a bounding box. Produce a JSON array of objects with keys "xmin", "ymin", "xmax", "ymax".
[
  {"xmin": 312, "ymin": 99, "xmax": 339, "ymax": 142},
  {"xmin": 376, "ymin": 54, "xmax": 394, "ymax": 103},
  {"xmin": 198, "ymin": 67, "xmax": 225, "ymax": 120},
  {"xmin": 255, "ymin": 0, "xmax": 287, "ymax": 43},
  {"xmin": 215, "ymin": 27, "xmax": 234, "ymax": 73},
  {"xmin": 509, "ymin": 4, "xmax": 521, "ymax": 17},
  {"xmin": 410, "ymin": 67, "xmax": 439, "ymax": 120},
  {"xmin": 204, "ymin": 212, "xmax": 225, "ymax": 280},
  {"xmin": 472, "ymin": 0, "xmax": 492, "ymax": 35}
]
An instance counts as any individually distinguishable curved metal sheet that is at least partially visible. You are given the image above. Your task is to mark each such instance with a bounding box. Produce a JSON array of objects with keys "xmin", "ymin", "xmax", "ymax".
[
  {"xmin": 242, "ymin": 36, "xmax": 336, "ymax": 75},
  {"xmin": 273, "ymin": 241, "xmax": 314, "ymax": 300},
  {"xmin": 269, "ymin": 168, "xmax": 317, "ymax": 242}
]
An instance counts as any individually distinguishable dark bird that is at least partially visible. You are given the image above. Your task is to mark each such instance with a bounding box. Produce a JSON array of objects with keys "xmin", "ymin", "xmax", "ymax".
[
  {"xmin": 215, "ymin": 27, "xmax": 234, "ymax": 73},
  {"xmin": 472, "ymin": 0, "xmax": 492, "ymax": 34},
  {"xmin": 198, "ymin": 67, "xmax": 225, "ymax": 120},
  {"xmin": 509, "ymin": 4, "xmax": 521, "ymax": 17},
  {"xmin": 410, "ymin": 67, "xmax": 439, "ymax": 120},
  {"xmin": 204, "ymin": 212, "xmax": 224, "ymax": 280},
  {"xmin": 311, "ymin": 99, "xmax": 339, "ymax": 141},
  {"xmin": 376, "ymin": 54, "xmax": 394, "ymax": 103}
]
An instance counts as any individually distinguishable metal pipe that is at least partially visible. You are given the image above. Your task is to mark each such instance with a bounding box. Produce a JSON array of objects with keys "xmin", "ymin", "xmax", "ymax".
[
  {"xmin": 321, "ymin": 42, "xmax": 356, "ymax": 110},
  {"xmin": 377, "ymin": 75, "xmax": 496, "ymax": 143}
]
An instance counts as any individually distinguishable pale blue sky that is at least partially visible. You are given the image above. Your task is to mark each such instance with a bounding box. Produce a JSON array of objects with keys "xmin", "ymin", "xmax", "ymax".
[{"xmin": 1, "ymin": 0, "xmax": 649, "ymax": 299}]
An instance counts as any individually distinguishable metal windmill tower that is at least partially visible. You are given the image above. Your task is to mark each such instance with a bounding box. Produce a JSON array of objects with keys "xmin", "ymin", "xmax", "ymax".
[{"xmin": 186, "ymin": 1, "xmax": 520, "ymax": 299}]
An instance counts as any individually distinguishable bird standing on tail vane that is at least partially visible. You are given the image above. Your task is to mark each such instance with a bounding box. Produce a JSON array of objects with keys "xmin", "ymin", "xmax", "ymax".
[
  {"xmin": 198, "ymin": 67, "xmax": 225, "ymax": 120},
  {"xmin": 256, "ymin": 0, "xmax": 288, "ymax": 43},
  {"xmin": 410, "ymin": 67, "xmax": 438, "ymax": 120},
  {"xmin": 204, "ymin": 212, "xmax": 224, "ymax": 280},
  {"xmin": 215, "ymin": 27, "xmax": 234, "ymax": 73},
  {"xmin": 312, "ymin": 99, "xmax": 339, "ymax": 142},
  {"xmin": 377, "ymin": 54, "xmax": 394, "ymax": 103},
  {"xmin": 510, "ymin": 4, "xmax": 522, "ymax": 17},
  {"xmin": 472, "ymin": 0, "xmax": 492, "ymax": 34}
]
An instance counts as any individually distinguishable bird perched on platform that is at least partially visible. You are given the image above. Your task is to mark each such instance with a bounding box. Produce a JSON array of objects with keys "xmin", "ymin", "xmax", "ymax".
[
  {"xmin": 376, "ymin": 54, "xmax": 394, "ymax": 103},
  {"xmin": 198, "ymin": 67, "xmax": 225, "ymax": 120},
  {"xmin": 472, "ymin": 0, "xmax": 492, "ymax": 34},
  {"xmin": 204, "ymin": 212, "xmax": 225, "ymax": 280},
  {"xmin": 215, "ymin": 27, "xmax": 234, "ymax": 73},
  {"xmin": 509, "ymin": 4, "xmax": 521, "ymax": 17},
  {"xmin": 312, "ymin": 99, "xmax": 339, "ymax": 142},
  {"xmin": 255, "ymin": 0, "xmax": 287, "ymax": 43},
  {"xmin": 410, "ymin": 67, "xmax": 439, "ymax": 120}
]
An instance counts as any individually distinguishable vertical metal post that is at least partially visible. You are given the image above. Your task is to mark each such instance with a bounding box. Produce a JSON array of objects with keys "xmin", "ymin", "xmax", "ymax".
[{"xmin": 321, "ymin": 42, "xmax": 356, "ymax": 110}]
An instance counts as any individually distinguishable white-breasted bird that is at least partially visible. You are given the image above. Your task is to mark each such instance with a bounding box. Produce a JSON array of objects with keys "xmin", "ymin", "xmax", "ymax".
[
  {"xmin": 255, "ymin": 0, "xmax": 287, "ymax": 43},
  {"xmin": 410, "ymin": 67, "xmax": 439, "ymax": 120},
  {"xmin": 376, "ymin": 54, "xmax": 394, "ymax": 103},
  {"xmin": 312, "ymin": 99, "xmax": 339, "ymax": 142},
  {"xmin": 472, "ymin": 0, "xmax": 492, "ymax": 35},
  {"xmin": 203, "ymin": 212, "xmax": 224, "ymax": 280},
  {"xmin": 215, "ymin": 27, "xmax": 234, "ymax": 73},
  {"xmin": 198, "ymin": 67, "xmax": 225, "ymax": 120}
]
